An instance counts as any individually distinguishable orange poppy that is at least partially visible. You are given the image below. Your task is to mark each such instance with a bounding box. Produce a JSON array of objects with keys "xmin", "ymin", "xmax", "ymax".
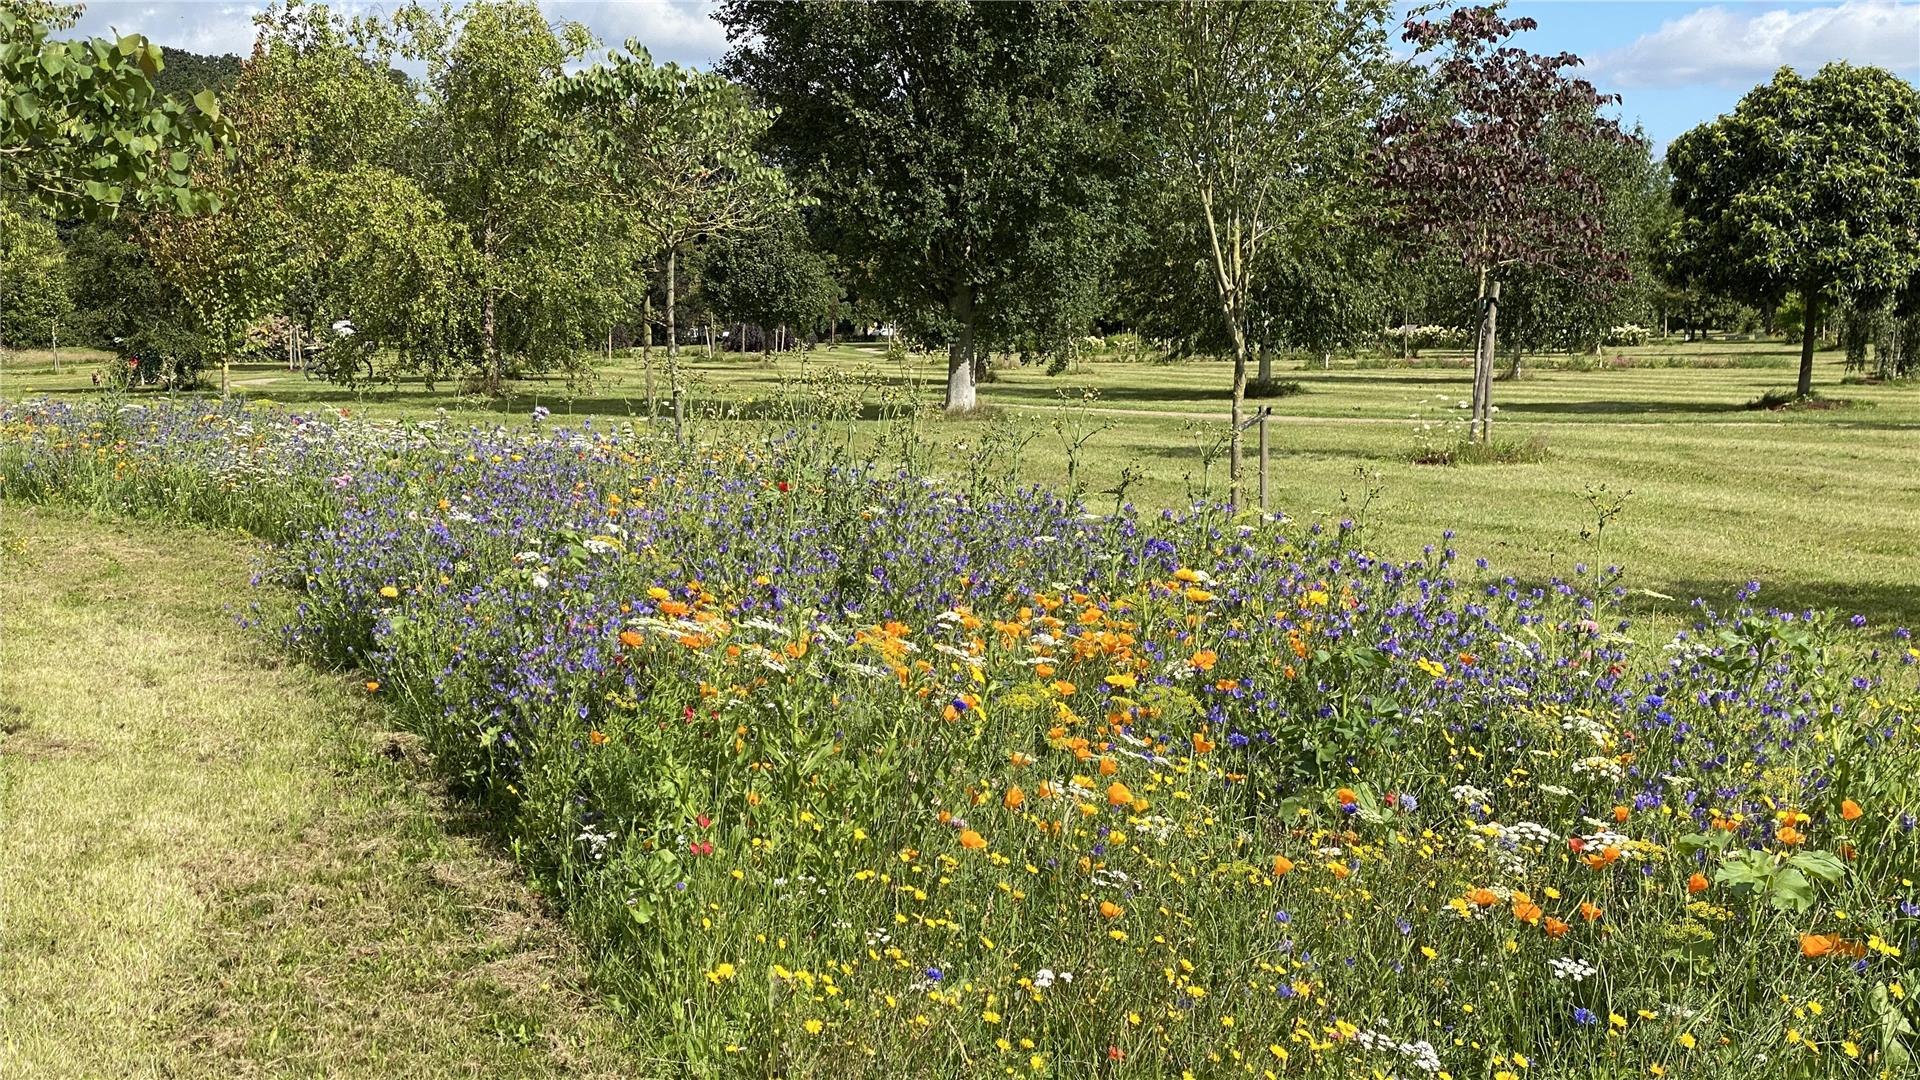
[
  {"xmin": 958, "ymin": 829, "xmax": 987, "ymax": 851},
  {"xmin": 1687, "ymin": 872, "xmax": 1709, "ymax": 895},
  {"xmin": 1003, "ymin": 786, "xmax": 1025, "ymax": 810},
  {"xmin": 1841, "ymin": 799, "xmax": 1863, "ymax": 821},
  {"xmin": 1106, "ymin": 782, "xmax": 1132, "ymax": 806},
  {"xmin": 1271, "ymin": 855, "xmax": 1294, "ymax": 877},
  {"xmin": 1099, "ymin": 900, "xmax": 1125, "ymax": 919}
]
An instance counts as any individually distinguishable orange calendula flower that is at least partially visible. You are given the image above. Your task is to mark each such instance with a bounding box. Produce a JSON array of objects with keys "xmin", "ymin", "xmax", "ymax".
[
  {"xmin": 587, "ymin": 729, "xmax": 607, "ymax": 746},
  {"xmin": 1099, "ymin": 900, "xmax": 1124, "ymax": 919},
  {"xmin": 1841, "ymin": 799, "xmax": 1863, "ymax": 821},
  {"xmin": 1612, "ymin": 805, "xmax": 1630, "ymax": 824},
  {"xmin": 1777, "ymin": 825, "xmax": 1806, "ymax": 846},
  {"xmin": 1191, "ymin": 733, "xmax": 1214, "ymax": 754},
  {"xmin": 1579, "ymin": 901, "xmax": 1603, "ymax": 922},
  {"xmin": 1003, "ymin": 786, "xmax": 1025, "ymax": 810},
  {"xmin": 364, "ymin": 680, "xmax": 380, "ymax": 692},
  {"xmin": 1191, "ymin": 650, "xmax": 1218, "ymax": 672},
  {"xmin": 618, "ymin": 629, "xmax": 644, "ymax": 648},
  {"xmin": 1099, "ymin": 758, "xmax": 1119, "ymax": 777},
  {"xmin": 1468, "ymin": 888, "xmax": 1499, "ymax": 908},
  {"xmin": 1543, "ymin": 917, "xmax": 1570, "ymax": 938},
  {"xmin": 1271, "ymin": 855, "xmax": 1294, "ymax": 877},
  {"xmin": 958, "ymin": 829, "xmax": 987, "ymax": 851},
  {"xmin": 1687, "ymin": 872, "xmax": 1709, "ymax": 895},
  {"xmin": 1513, "ymin": 900, "xmax": 1544, "ymax": 925},
  {"xmin": 1335, "ymin": 788, "xmax": 1358, "ymax": 807},
  {"xmin": 1801, "ymin": 933, "xmax": 1840, "ymax": 959},
  {"xmin": 1106, "ymin": 782, "xmax": 1132, "ymax": 807}
]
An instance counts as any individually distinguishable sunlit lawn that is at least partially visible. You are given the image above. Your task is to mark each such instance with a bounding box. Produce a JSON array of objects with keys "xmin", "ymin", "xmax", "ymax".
[{"xmin": 5, "ymin": 339, "xmax": 1916, "ymax": 625}]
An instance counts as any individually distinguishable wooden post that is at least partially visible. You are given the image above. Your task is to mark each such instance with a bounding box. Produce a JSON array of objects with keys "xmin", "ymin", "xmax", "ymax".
[{"xmin": 51, "ymin": 323, "xmax": 59, "ymax": 375}]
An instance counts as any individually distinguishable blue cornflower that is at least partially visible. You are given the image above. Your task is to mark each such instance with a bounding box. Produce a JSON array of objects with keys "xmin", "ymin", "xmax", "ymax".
[
  {"xmin": 925, "ymin": 967, "xmax": 943, "ymax": 982},
  {"xmin": 1573, "ymin": 1007, "xmax": 1598, "ymax": 1026}
]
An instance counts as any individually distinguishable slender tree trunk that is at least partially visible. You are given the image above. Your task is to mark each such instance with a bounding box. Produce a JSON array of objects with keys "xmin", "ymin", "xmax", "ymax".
[
  {"xmin": 1229, "ymin": 325, "xmax": 1247, "ymax": 507},
  {"xmin": 945, "ymin": 285, "xmax": 977, "ymax": 412},
  {"xmin": 51, "ymin": 323, "xmax": 59, "ymax": 374},
  {"xmin": 1257, "ymin": 343, "xmax": 1272, "ymax": 385},
  {"xmin": 1798, "ymin": 287, "xmax": 1820, "ymax": 398},
  {"xmin": 668, "ymin": 247, "xmax": 682, "ymax": 442}
]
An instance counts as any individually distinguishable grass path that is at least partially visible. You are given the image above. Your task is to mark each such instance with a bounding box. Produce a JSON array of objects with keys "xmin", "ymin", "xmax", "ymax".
[{"xmin": 0, "ymin": 506, "xmax": 656, "ymax": 1078}]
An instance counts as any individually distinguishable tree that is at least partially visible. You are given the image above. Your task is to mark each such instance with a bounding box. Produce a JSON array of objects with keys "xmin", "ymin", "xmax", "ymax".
[
  {"xmin": 1665, "ymin": 63, "xmax": 1920, "ymax": 398},
  {"xmin": 1, "ymin": 8, "xmax": 231, "ymax": 218},
  {"xmin": 397, "ymin": 0, "xmax": 634, "ymax": 394},
  {"xmin": 0, "ymin": 206, "xmax": 71, "ymax": 351},
  {"xmin": 553, "ymin": 43, "xmax": 793, "ymax": 424},
  {"xmin": 1377, "ymin": 6, "xmax": 1635, "ymax": 441},
  {"xmin": 718, "ymin": 0, "xmax": 1123, "ymax": 412},
  {"xmin": 1110, "ymin": 0, "xmax": 1396, "ymax": 504},
  {"xmin": 701, "ymin": 211, "xmax": 838, "ymax": 356}
]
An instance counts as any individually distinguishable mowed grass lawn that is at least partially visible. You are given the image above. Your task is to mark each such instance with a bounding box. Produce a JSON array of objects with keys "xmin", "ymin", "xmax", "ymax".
[
  {"xmin": 0, "ymin": 506, "xmax": 655, "ymax": 1077},
  {"xmin": 5, "ymin": 337, "xmax": 1916, "ymax": 625}
]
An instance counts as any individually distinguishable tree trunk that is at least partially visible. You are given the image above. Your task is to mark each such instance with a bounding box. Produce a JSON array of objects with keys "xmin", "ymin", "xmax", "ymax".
[
  {"xmin": 667, "ymin": 247, "xmax": 682, "ymax": 442},
  {"xmin": 945, "ymin": 285, "xmax": 977, "ymax": 412},
  {"xmin": 51, "ymin": 323, "xmax": 59, "ymax": 374},
  {"xmin": 1471, "ymin": 279, "xmax": 1499, "ymax": 443},
  {"xmin": 1798, "ymin": 287, "xmax": 1820, "ymax": 398},
  {"xmin": 1229, "ymin": 331, "xmax": 1247, "ymax": 507},
  {"xmin": 481, "ymin": 221, "xmax": 500, "ymax": 396},
  {"xmin": 1256, "ymin": 343, "xmax": 1272, "ymax": 385}
]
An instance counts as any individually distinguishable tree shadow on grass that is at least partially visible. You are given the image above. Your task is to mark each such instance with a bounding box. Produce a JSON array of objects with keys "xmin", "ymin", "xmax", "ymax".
[{"xmin": 1492, "ymin": 399, "xmax": 1749, "ymax": 417}]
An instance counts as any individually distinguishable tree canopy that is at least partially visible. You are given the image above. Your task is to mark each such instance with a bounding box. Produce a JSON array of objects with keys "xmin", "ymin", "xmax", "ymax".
[
  {"xmin": 717, "ymin": 0, "xmax": 1124, "ymax": 412},
  {"xmin": 1666, "ymin": 62, "xmax": 1920, "ymax": 396}
]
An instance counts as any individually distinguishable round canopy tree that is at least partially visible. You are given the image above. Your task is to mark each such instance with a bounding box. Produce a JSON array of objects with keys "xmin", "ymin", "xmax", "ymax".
[{"xmin": 1666, "ymin": 63, "xmax": 1920, "ymax": 398}]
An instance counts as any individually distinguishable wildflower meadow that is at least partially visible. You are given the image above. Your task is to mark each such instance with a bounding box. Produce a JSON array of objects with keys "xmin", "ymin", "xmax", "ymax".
[{"xmin": 4, "ymin": 396, "xmax": 1918, "ymax": 1080}]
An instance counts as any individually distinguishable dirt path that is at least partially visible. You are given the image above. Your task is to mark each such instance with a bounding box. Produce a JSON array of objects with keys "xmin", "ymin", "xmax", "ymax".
[{"xmin": 0, "ymin": 506, "xmax": 655, "ymax": 1078}]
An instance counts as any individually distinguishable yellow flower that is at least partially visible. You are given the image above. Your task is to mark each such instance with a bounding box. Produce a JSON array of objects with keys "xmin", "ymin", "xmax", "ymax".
[
  {"xmin": 1677, "ymin": 1033, "xmax": 1696, "ymax": 1050},
  {"xmin": 803, "ymin": 1019, "xmax": 823, "ymax": 1035},
  {"xmin": 705, "ymin": 963, "xmax": 736, "ymax": 984},
  {"xmin": 378, "ymin": 585, "xmax": 399, "ymax": 598}
]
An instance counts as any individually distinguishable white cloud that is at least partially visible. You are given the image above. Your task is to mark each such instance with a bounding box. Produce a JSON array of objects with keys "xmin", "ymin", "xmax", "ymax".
[
  {"xmin": 67, "ymin": 0, "xmax": 729, "ymax": 67},
  {"xmin": 73, "ymin": 3, "xmax": 264, "ymax": 56},
  {"xmin": 1594, "ymin": 1, "xmax": 1920, "ymax": 88},
  {"xmin": 551, "ymin": 1, "xmax": 728, "ymax": 67}
]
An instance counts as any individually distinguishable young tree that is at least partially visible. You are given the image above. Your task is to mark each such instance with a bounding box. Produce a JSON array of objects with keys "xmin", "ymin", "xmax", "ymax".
[
  {"xmin": 701, "ymin": 211, "xmax": 838, "ymax": 356},
  {"xmin": 0, "ymin": 205, "xmax": 71, "ymax": 351},
  {"xmin": 553, "ymin": 44, "xmax": 792, "ymax": 424},
  {"xmin": 718, "ymin": 0, "xmax": 1123, "ymax": 412},
  {"xmin": 1665, "ymin": 63, "xmax": 1920, "ymax": 398},
  {"xmin": 1110, "ymin": 0, "xmax": 1396, "ymax": 504},
  {"xmin": 397, "ymin": 0, "xmax": 631, "ymax": 394},
  {"xmin": 1377, "ymin": 6, "xmax": 1635, "ymax": 442}
]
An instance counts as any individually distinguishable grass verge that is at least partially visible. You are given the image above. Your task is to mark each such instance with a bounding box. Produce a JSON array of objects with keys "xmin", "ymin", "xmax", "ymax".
[{"xmin": 0, "ymin": 504, "xmax": 654, "ymax": 1078}]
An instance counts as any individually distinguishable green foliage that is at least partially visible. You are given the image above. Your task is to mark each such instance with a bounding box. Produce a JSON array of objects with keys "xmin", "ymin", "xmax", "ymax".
[
  {"xmin": 0, "ymin": 9, "xmax": 233, "ymax": 218},
  {"xmin": 398, "ymin": 0, "xmax": 636, "ymax": 391},
  {"xmin": 700, "ymin": 212, "xmax": 838, "ymax": 349},
  {"xmin": 1667, "ymin": 63, "xmax": 1920, "ymax": 395},
  {"xmin": 719, "ymin": 0, "xmax": 1126, "ymax": 409},
  {"xmin": 0, "ymin": 205, "xmax": 71, "ymax": 347}
]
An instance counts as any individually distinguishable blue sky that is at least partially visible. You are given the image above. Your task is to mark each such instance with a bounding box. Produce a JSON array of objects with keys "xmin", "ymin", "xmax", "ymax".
[{"xmin": 71, "ymin": 1, "xmax": 1920, "ymax": 151}]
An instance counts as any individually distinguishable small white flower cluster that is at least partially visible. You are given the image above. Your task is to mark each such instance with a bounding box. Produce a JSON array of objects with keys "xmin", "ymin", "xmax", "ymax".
[
  {"xmin": 1549, "ymin": 956, "xmax": 1597, "ymax": 982},
  {"xmin": 1353, "ymin": 1029, "xmax": 1443, "ymax": 1074},
  {"xmin": 1449, "ymin": 783, "xmax": 1493, "ymax": 806},
  {"xmin": 1561, "ymin": 715, "xmax": 1614, "ymax": 746},
  {"xmin": 1032, "ymin": 968, "xmax": 1074, "ymax": 990},
  {"xmin": 575, "ymin": 824, "xmax": 616, "ymax": 861},
  {"xmin": 1571, "ymin": 755, "xmax": 1624, "ymax": 781}
]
